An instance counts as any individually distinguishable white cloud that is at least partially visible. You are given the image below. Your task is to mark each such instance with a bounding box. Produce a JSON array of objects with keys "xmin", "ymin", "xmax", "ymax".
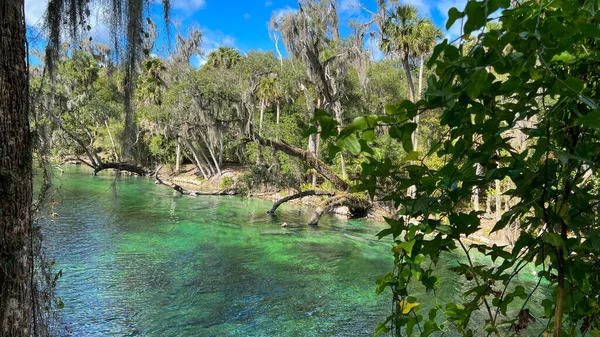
[
  {"xmin": 202, "ymin": 28, "xmax": 236, "ymax": 50},
  {"xmin": 265, "ymin": 0, "xmax": 273, "ymax": 7},
  {"xmin": 172, "ymin": 0, "xmax": 206, "ymax": 12},
  {"xmin": 25, "ymin": 0, "xmax": 48, "ymax": 27},
  {"xmin": 272, "ymin": 5, "xmax": 295, "ymax": 21},
  {"xmin": 243, "ymin": 13, "xmax": 251, "ymax": 20},
  {"xmin": 198, "ymin": 29, "xmax": 237, "ymax": 66}
]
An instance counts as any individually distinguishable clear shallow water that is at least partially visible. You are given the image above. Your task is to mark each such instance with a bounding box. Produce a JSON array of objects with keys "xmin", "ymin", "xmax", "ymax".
[{"xmin": 42, "ymin": 167, "xmax": 550, "ymax": 336}]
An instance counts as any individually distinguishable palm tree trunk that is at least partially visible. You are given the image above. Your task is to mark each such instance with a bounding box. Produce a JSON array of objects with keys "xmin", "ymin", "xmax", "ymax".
[
  {"xmin": 418, "ymin": 54, "xmax": 424, "ymax": 100},
  {"xmin": 402, "ymin": 55, "xmax": 415, "ymax": 102},
  {"xmin": 0, "ymin": 1, "xmax": 33, "ymax": 335}
]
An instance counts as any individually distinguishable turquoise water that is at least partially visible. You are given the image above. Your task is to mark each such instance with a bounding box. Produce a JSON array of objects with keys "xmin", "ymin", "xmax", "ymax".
[{"xmin": 41, "ymin": 167, "xmax": 549, "ymax": 336}]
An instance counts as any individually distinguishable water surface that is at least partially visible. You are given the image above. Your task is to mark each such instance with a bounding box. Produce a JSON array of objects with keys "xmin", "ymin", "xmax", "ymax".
[{"xmin": 42, "ymin": 167, "xmax": 548, "ymax": 336}]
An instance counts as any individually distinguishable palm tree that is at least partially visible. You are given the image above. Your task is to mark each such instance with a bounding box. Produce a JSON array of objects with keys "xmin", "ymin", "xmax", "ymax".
[
  {"xmin": 206, "ymin": 47, "xmax": 242, "ymax": 69},
  {"xmin": 256, "ymin": 76, "xmax": 276, "ymax": 136},
  {"xmin": 380, "ymin": 5, "xmax": 421, "ymax": 102},
  {"xmin": 413, "ymin": 20, "xmax": 441, "ymax": 152},
  {"xmin": 380, "ymin": 5, "xmax": 440, "ymax": 152},
  {"xmin": 137, "ymin": 57, "xmax": 167, "ymax": 105}
]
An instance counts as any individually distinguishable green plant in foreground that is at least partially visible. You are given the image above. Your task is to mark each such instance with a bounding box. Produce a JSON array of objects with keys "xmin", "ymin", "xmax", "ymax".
[{"xmin": 326, "ymin": 0, "xmax": 600, "ymax": 335}]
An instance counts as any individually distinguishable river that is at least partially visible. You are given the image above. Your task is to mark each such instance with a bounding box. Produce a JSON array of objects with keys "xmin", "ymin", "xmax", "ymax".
[{"xmin": 41, "ymin": 167, "xmax": 548, "ymax": 336}]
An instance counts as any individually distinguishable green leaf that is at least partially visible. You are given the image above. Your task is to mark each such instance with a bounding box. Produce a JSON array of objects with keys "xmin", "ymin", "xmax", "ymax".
[
  {"xmin": 393, "ymin": 239, "xmax": 416, "ymax": 257},
  {"xmin": 353, "ymin": 116, "xmax": 369, "ymax": 130},
  {"xmin": 463, "ymin": 1, "xmax": 486, "ymax": 35},
  {"xmin": 447, "ymin": 8, "xmax": 464, "ymax": 30},
  {"xmin": 302, "ymin": 125, "xmax": 318, "ymax": 137},
  {"xmin": 402, "ymin": 151, "xmax": 420, "ymax": 162},
  {"xmin": 562, "ymin": 76, "xmax": 584, "ymax": 93},
  {"xmin": 542, "ymin": 232, "xmax": 564, "ymax": 249},
  {"xmin": 374, "ymin": 321, "xmax": 390, "ymax": 336},
  {"xmin": 340, "ymin": 133, "xmax": 361, "ymax": 155},
  {"xmin": 376, "ymin": 272, "xmax": 393, "ymax": 295},
  {"xmin": 576, "ymin": 109, "xmax": 600, "ymax": 130},
  {"xmin": 551, "ymin": 51, "xmax": 577, "ymax": 64},
  {"xmin": 398, "ymin": 299, "xmax": 420, "ymax": 314},
  {"xmin": 363, "ymin": 130, "xmax": 376, "ymax": 142}
]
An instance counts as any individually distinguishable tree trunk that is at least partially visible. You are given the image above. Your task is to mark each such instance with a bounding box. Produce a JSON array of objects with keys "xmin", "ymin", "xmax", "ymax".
[
  {"xmin": 104, "ymin": 120, "xmax": 119, "ymax": 162},
  {"xmin": 199, "ymin": 133, "xmax": 221, "ymax": 176},
  {"xmin": 155, "ymin": 170, "xmax": 236, "ymax": 196},
  {"xmin": 267, "ymin": 190, "xmax": 336, "ymax": 215},
  {"xmin": 418, "ymin": 54, "xmax": 424, "ymax": 101},
  {"xmin": 93, "ymin": 162, "xmax": 150, "ymax": 176},
  {"xmin": 253, "ymin": 133, "xmax": 349, "ymax": 191},
  {"xmin": 307, "ymin": 194, "xmax": 370, "ymax": 226},
  {"xmin": 185, "ymin": 139, "xmax": 209, "ymax": 179},
  {"xmin": 333, "ymin": 101, "xmax": 347, "ymax": 180},
  {"xmin": 402, "ymin": 55, "xmax": 415, "ymax": 102},
  {"xmin": 175, "ymin": 138, "xmax": 181, "ymax": 173},
  {"xmin": 275, "ymin": 99, "xmax": 280, "ymax": 141},
  {"xmin": 259, "ymin": 98, "xmax": 265, "ymax": 136},
  {"xmin": 218, "ymin": 135, "xmax": 223, "ymax": 167},
  {"xmin": 472, "ymin": 162, "xmax": 483, "ymax": 212},
  {"xmin": 310, "ymin": 97, "xmax": 322, "ymax": 188},
  {"xmin": 495, "ymin": 179, "xmax": 502, "ymax": 221},
  {"xmin": 0, "ymin": 1, "xmax": 32, "ymax": 335}
]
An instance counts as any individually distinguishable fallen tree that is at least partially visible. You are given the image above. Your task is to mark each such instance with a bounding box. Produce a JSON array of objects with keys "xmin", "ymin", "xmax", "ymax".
[
  {"xmin": 307, "ymin": 193, "xmax": 371, "ymax": 226},
  {"xmin": 93, "ymin": 162, "xmax": 151, "ymax": 176},
  {"xmin": 267, "ymin": 190, "xmax": 336, "ymax": 214},
  {"xmin": 154, "ymin": 167, "xmax": 237, "ymax": 195},
  {"xmin": 249, "ymin": 133, "xmax": 372, "ymax": 226},
  {"xmin": 253, "ymin": 133, "xmax": 349, "ymax": 191}
]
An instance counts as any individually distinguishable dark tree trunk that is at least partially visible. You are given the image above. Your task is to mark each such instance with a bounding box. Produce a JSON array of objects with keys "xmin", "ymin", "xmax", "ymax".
[
  {"xmin": 267, "ymin": 190, "xmax": 335, "ymax": 215},
  {"xmin": 0, "ymin": 1, "xmax": 33, "ymax": 335},
  {"xmin": 93, "ymin": 162, "xmax": 151, "ymax": 176},
  {"xmin": 307, "ymin": 194, "xmax": 370, "ymax": 226}
]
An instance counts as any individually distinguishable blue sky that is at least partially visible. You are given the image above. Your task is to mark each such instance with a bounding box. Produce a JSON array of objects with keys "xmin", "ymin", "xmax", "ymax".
[{"xmin": 25, "ymin": 0, "xmax": 468, "ymax": 64}]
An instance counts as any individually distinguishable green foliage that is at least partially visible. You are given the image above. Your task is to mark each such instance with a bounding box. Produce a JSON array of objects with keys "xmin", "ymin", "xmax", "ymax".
[
  {"xmin": 332, "ymin": 0, "xmax": 600, "ymax": 336},
  {"xmin": 220, "ymin": 176, "xmax": 234, "ymax": 189}
]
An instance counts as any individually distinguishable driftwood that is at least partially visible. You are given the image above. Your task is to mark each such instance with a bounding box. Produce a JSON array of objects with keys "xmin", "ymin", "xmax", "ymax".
[
  {"xmin": 308, "ymin": 193, "xmax": 370, "ymax": 226},
  {"xmin": 253, "ymin": 133, "xmax": 349, "ymax": 191},
  {"xmin": 267, "ymin": 190, "xmax": 336, "ymax": 214},
  {"xmin": 93, "ymin": 162, "xmax": 151, "ymax": 176}
]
